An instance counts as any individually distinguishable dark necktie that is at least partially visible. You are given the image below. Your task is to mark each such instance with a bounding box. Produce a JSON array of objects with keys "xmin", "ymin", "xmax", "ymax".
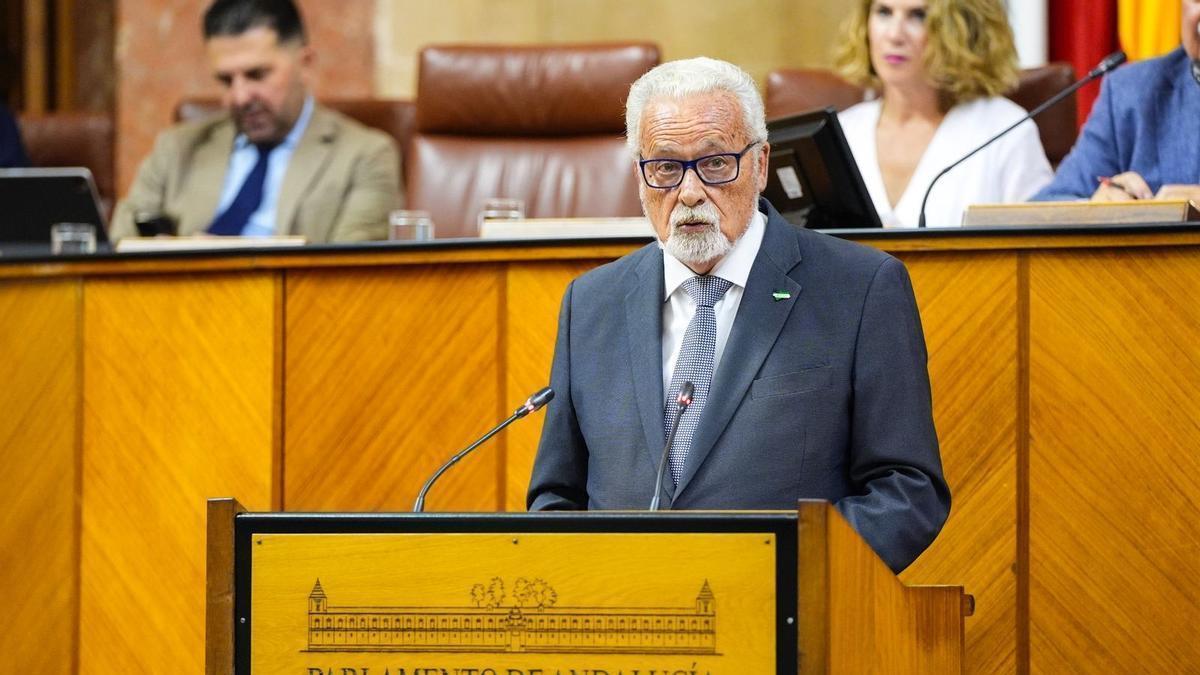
[
  {"xmin": 207, "ymin": 143, "xmax": 275, "ymax": 236},
  {"xmin": 663, "ymin": 275, "xmax": 733, "ymax": 484}
]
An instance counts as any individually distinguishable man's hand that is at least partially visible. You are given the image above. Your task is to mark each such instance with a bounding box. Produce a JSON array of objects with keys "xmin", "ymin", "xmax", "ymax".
[{"xmin": 1092, "ymin": 171, "xmax": 1153, "ymax": 201}]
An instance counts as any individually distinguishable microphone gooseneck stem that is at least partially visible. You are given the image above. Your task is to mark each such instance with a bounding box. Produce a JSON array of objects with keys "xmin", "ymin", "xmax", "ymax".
[
  {"xmin": 412, "ymin": 386, "xmax": 553, "ymax": 513},
  {"xmin": 413, "ymin": 410, "xmax": 522, "ymax": 513},
  {"xmin": 650, "ymin": 381, "xmax": 694, "ymax": 512},
  {"xmin": 650, "ymin": 405, "xmax": 686, "ymax": 511},
  {"xmin": 916, "ymin": 50, "xmax": 1126, "ymax": 229}
]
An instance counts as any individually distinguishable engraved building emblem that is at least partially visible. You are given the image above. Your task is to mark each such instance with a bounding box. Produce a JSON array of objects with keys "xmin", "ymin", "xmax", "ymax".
[{"xmin": 306, "ymin": 577, "xmax": 718, "ymax": 655}]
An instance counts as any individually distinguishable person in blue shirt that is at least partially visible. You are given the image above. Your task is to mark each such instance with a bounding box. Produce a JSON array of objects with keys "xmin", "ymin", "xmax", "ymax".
[
  {"xmin": 1035, "ymin": 0, "xmax": 1200, "ymax": 201},
  {"xmin": 0, "ymin": 103, "xmax": 30, "ymax": 168}
]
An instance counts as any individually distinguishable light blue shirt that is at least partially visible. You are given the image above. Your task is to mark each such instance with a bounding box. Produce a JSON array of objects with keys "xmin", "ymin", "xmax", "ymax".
[{"xmin": 214, "ymin": 96, "xmax": 314, "ymax": 236}]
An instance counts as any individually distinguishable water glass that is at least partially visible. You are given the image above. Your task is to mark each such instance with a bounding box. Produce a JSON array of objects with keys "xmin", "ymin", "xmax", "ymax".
[
  {"xmin": 389, "ymin": 210, "xmax": 435, "ymax": 241},
  {"xmin": 51, "ymin": 222, "xmax": 98, "ymax": 255}
]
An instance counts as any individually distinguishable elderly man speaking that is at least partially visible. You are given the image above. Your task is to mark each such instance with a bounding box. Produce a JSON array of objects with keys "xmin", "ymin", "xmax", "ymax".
[{"xmin": 526, "ymin": 57, "xmax": 949, "ymax": 573}]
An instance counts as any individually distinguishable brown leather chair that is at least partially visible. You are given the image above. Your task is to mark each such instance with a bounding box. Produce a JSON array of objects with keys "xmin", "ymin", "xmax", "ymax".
[
  {"xmin": 764, "ymin": 63, "xmax": 1078, "ymax": 165},
  {"xmin": 19, "ymin": 111, "xmax": 116, "ymax": 213},
  {"xmin": 175, "ymin": 98, "xmax": 416, "ymax": 181},
  {"xmin": 407, "ymin": 43, "xmax": 660, "ymax": 238}
]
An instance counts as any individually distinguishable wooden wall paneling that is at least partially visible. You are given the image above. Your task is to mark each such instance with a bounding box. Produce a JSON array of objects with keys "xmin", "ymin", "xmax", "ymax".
[
  {"xmin": 374, "ymin": 0, "xmax": 849, "ymax": 98},
  {"xmin": 284, "ymin": 265, "xmax": 504, "ymax": 512},
  {"xmin": 895, "ymin": 252, "xmax": 1021, "ymax": 675},
  {"xmin": 22, "ymin": 1, "xmax": 48, "ymax": 113},
  {"xmin": 79, "ymin": 272, "xmax": 278, "ymax": 674},
  {"xmin": 1028, "ymin": 248, "xmax": 1200, "ymax": 674},
  {"xmin": 503, "ymin": 260, "xmax": 604, "ymax": 512},
  {"xmin": 0, "ymin": 279, "xmax": 80, "ymax": 675}
]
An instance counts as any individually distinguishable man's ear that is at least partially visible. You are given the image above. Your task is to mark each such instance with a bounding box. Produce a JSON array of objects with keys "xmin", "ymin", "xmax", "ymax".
[
  {"xmin": 297, "ymin": 44, "xmax": 317, "ymax": 82},
  {"xmin": 755, "ymin": 142, "xmax": 771, "ymax": 192}
]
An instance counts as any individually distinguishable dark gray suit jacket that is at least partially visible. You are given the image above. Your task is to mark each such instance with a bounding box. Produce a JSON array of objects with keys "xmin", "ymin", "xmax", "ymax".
[{"xmin": 527, "ymin": 200, "xmax": 950, "ymax": 572}]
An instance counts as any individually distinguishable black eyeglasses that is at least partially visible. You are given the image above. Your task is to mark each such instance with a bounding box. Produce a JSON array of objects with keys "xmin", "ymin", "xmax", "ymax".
[{"xmin": 639, "ymin": 141, "xmax": 760, "ymax": 189}]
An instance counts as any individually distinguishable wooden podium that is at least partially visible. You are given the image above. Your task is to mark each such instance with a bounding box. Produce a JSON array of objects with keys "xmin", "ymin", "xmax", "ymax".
[{"xmin": 206, "ymin": 499, "xmax": 970, "ymax": 674}]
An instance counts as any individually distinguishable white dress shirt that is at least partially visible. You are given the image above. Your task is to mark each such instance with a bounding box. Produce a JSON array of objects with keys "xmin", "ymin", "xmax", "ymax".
[
  {"xmin": 839, "ymin": 96, "xmax": 1053, "ymax": 228},
  {"xmin": 661, "ymin": 209, "xmax": 766, "ymax": 397}
]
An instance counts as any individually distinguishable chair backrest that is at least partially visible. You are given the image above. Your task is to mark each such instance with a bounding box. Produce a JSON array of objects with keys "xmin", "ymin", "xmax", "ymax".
[
  {"xmin": 19, "ymin": 111, "xmax": 116, "ymax": 212},
  {"xmin": 175, "ymin": 98, "xmax": 416, "ymax": 182},
  {"xmin": 765, "ymin": 68, "xmax": 866, "ymax": 119},
  {"xmin": 407, "ymin": 43, "xmax": 660, "ymax": 238},
  {"xmin": 764, "ymin": 62, "xmax": 1078, "ymax": 165},
  {"xmin": 1003, "ymin": 63, "xmax": 1076, "ymax": 167}
]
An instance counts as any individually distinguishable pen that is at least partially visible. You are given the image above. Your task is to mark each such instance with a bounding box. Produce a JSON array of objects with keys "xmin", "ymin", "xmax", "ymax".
[{"xmin": 1097, "ymin": 175, "xmax": 1139, "ymax": 199}]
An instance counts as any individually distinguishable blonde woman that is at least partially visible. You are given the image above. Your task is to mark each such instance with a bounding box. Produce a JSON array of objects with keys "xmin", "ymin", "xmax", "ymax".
[{"xmin": 834, "ymin": 0, "xmax": 1053, "ymax": 227}]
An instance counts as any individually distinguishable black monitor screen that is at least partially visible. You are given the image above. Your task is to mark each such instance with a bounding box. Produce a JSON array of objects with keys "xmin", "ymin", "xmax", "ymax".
[
  {"xmin": 762, "ymin": 107, "xmax": 882, "ymax": 230},
  {"xmin": 0, "ymin": 167, "xmax": 109, "ymax": 245}
]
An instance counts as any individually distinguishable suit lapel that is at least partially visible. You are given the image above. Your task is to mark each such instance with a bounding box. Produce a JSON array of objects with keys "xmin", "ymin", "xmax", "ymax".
[
  {"xmin": 674, "ymin": 204, "xmax": 804, "ymax": 497},
  {"xmin": 623, "ymin": 245, "xmax": 669, "ymax": 493},
  {"xmin": 277, "ymin": 105, "xmax": 336, "ymax": 236},
  {"xmin": 182, "ymin": 121, "xmax": 235, "ymax": 235}
]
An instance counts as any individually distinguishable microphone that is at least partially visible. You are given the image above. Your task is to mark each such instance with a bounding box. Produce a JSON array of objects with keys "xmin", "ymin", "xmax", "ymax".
[
  {"xmin": 412, "ymin": 386, "xmax": 553, "ymax": 513},
  {"xmin": 916, "ymin": 50, "xmax": 1127, "ymax": 228},
  {"xmin": 650, "ymin": 381, "xmax": 694, "ymax": 511}
]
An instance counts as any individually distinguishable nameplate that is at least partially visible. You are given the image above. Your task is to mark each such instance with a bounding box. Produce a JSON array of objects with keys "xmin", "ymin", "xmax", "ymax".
[
  {"xmin": 962, "ymin": 200, "xmax": 1200, "ymax": 227},
  {"xmin": 248, "ymin": 531, "xmax": 776, "ymax": 674}
]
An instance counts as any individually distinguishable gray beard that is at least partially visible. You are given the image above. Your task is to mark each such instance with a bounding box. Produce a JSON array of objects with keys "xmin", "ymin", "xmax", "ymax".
[
  {"xmin": 664, "ymin": 224, "xmax": 733, "ymax": 267},
  {"xmin": 1192, "ymin": 58, "xmax": 1200, "ymax": 87}
]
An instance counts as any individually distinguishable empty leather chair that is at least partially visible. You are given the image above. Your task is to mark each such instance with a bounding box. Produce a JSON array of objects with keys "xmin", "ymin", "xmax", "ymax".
[
  {"xmin": 407, "ymin": 43, "xmax": 660, "ymax": 238},
  {"xmin": 20, "ymin": 111, "xmax": 116, "ymax": 213},
  {"xmin": 765, "ymin": 63, "xmax": 1078, "ymax": 165}
]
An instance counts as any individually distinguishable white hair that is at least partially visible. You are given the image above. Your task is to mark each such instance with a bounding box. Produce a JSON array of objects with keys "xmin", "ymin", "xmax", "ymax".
[{"xmin": 625, "ymin": 57, "xmax": 768, "ymax": 157}]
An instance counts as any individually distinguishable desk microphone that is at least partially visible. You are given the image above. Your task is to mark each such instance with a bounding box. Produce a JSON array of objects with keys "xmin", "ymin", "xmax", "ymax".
[
  {"xmin": 412, "ymin": 386, "xmax": 553, "ymax": 513},
  {"xmin": 916, "ymin": 50, "xmax": 1127, "ymax": 228},
  {"xmin": 650, "ymin": 381, "xmax": 693, "ymax": 511}
]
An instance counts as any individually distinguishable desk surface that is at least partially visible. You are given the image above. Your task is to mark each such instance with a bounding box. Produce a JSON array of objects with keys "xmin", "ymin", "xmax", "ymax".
[{"xmin": 3, "ymin": 221, "xmax": 1200, "ymax": 278}]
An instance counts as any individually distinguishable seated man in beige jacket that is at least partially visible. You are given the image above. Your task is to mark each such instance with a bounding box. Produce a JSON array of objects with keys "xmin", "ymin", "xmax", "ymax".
[{"xmin": 111, "ymin": 0, "xmax": 401, "ymax": 243}]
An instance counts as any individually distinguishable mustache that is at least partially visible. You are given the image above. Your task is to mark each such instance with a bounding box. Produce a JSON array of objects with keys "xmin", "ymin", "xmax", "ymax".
[
  {"xmin": 668, "ymin": 203, "xmax": 720, "ymax": 231},
  {"xmin": 233, "ymin": 101, "xmax": 268, "ymax": 119}
]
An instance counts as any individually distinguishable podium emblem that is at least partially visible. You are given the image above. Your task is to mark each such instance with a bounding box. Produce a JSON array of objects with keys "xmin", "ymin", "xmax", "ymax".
[{"xmin": 306, "ymin": 577, "xmax": 718, "ymax": 655}]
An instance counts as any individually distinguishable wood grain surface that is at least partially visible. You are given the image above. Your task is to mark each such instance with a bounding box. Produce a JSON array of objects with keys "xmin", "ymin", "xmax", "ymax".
[
  {"xmin": 284, "ymin": 266, "xmax": 504, "ymax": 512},
  {"xmin": 2, "ymin": 234, "xmax": 1197, "ymax": 674},
  {"xmin": 1028, "ymin": 248, "xmax": 1200, "ymax": 674},
  {"xmin": 79, "ymin": 273, "xmax": 278, "ymax": 674},
  {"xmin": 503, "ymin": 261, "xmax": 604, "ymax": 512},
  {"xmin": 0, "ymin": 279, "xmax": 79, "ymax": 675},
  {"xmin": 800, "ymin": 501, "xmax": 966, "ymax": 674},
  {"xmin": 898, "ymin": 252, "xmax": 1020, "ymax": 675}
]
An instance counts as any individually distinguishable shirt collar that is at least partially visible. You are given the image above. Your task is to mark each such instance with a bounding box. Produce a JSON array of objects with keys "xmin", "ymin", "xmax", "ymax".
[
  {"xmin": 232, "ymin": 95, "xmax": 315, "ymax": 151},
  {"xmin": 662, "ymin": 208, "xmax": 766, "ymax": 301}
]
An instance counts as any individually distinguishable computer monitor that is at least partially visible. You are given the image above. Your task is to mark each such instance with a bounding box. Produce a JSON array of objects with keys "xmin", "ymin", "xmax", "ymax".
[
  {"xmin": 762, "ymin": 107, "xmax": 882, "ymax": 230},
  {"xmin": 0, "ymin": 167, "xmax": 110, "ymax": 247}
]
